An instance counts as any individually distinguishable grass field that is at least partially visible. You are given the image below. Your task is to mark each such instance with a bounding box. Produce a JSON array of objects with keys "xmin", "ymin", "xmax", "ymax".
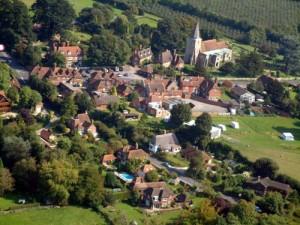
[
  {"xmin": 102, "ymin": 202, "xmax": 180, "ymax": 224},
  {"xmin": 212, "ymin": 116, "xmax": 300, "ymax": 180},
  {"xmin": 0, "ymin": 196, "xmax": 18, "ymax": 210},
  {"xmin": 0, "ymin": 206, "xmax": 106, "ymax": 225}
]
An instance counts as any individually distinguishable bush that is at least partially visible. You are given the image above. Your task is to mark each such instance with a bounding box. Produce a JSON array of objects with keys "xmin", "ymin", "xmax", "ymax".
[{"xmin": 294, "ymin": 208, "xmax": 300, "ymax": 218}]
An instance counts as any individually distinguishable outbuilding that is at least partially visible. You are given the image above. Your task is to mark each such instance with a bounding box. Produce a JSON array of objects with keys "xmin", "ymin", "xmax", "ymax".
[
  {"xmin": 281, "ymin": 132, "xmax": 294, "ymax": 141},
  {"xmin": 211, "ymin": 126, "xmax": 222, "ymax": 139},
  {"xmin": 231, "ymin": 121, "xmax": 240, "ymax": 129}
]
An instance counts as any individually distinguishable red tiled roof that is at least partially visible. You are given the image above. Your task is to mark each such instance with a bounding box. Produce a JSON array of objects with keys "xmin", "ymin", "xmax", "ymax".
[
  {"xmin": 102, "ymin": 154, "xmax": 116, "ymax": 163},
  {"xmin": 202, "ymin": 39, "xmax": 228, "ymax": 52},
  {"xmin": 57, "ymin": 46, "xmax": 82, "ymax": 58}
]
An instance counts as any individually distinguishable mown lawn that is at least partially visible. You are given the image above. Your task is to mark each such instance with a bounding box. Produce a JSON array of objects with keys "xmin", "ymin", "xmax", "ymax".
[
  {"xmin": 0, "ymin": 195, "xmax": 18, "ymax": 210},
  {"xmin": 212, "ymin": 116, "xmax": 300, "ymax": 180},
  {"xmin": 0, "ymin": 206, "xmax": 107, "ymax": 225},
  {"xmin": 102, "ymin": 202, "xmax": 180, "ymax": 224}
]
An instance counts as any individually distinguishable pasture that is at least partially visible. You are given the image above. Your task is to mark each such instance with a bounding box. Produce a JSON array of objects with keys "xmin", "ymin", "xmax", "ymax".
[{"xmin": 213, "ymin": 116, "xmax": 300, "ymax": 181}]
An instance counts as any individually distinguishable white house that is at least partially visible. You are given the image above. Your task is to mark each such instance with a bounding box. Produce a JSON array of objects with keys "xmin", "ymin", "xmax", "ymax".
[
  {"xmin": 281, "ymin": 132, "xmax": 294, "ymax": 141},
  {"xmin": 149, "ymin": 133, "xmax": 181, "ymax": 154},
  {"xmin": 230, "ymin": 85, "xmax": 255, "ymax": 104},
  {"xmin": 231, "ymin": 121, "xmax": 240, "ymax": 129},
  {"xmin": 210, "ymin": 126, "xmax": 222, "ymax": 139}
]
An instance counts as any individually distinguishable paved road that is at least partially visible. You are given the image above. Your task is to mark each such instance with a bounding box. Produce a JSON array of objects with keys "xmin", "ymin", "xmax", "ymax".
[{"xmin": 0, "ymin": 51, "xmax": 30, "ymax": 82}]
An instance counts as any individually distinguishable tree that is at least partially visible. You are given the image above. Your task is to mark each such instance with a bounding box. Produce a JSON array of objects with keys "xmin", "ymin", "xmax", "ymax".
[
  {"xmin": 61, "ymin": 96, "xmax": 78, "ymax": 118},
  {"xmin": 253, "ymin": 158, "xmax": 279, "ymax": 178},
  {"xmin": 236, "ymin": 51, "xmax": 264, "ymax": 77},
  {"xmin": 0, "ymin": 167, "xmax": 14, "ymax": 196},
  {"xmin": 170, "ymin": 104, "xmax": 192, "ymax": 127},
  {"xmin": 32, "ymin": 0, "xmax": 76, "ymax": 38},
  {"xmin": 74, "ymin": 92, "xmax": 93, "ymax": 113},
  {"xmin": 7, "ymin": 87, "xmax": 20, "ymax": 104},
  {"xmin": 125, "ymin": 159, "xmax": 142, "ymax": 174},
  {"xmin": 72, "ymin": 166, "xmax": 104, "ymax": 209},
  {"xmin": 194, "ymin": 113, "xmax": 212, "ymax": 149},
  {"xmin": 145, "ymin": 170, "xmax": 159, "ymax": 182},
  {"xmin": 127, "ymin": 91, "xmax": 139, "ymax": 102},
  {"xmin": 77, "ymin": 3, "xmax": 113, "ymax": 34},
  {"xmin": 1, "ymin": 136, "xmax": 31, "ymax": 167},
  {"xmin": 104, "ymin": 172, "xmax": 122, "ymax": 189},
  {"xmin": 0, "ymin": 63, "xmax": 12, "ymax": 91},
  {"xmin": 112, "ymin": 15, "xmax": 130, "ymax": 37},
  {"xmin": 19, "ymin": 86, "xmax": 42, "ymax": 109},
  {"xmin": 12, "ymin": 157, "xmax": 37, "ymax": 193},
  {"xmin": 220, "ymin": 62, "xmax": 235, "ymax": 75},
  {"xmin": 88, "ymin": 31, "xmax": 130, "ymax": 66},
  {"xmin": 187, "ymin": 154, "xmax": 205, "ymax": 180},
  {"xmin": 282, "ymin": 37, "xmax": 300, "ymax": 75},
  {"xmin": 257, "ymin": 192, "xmax": 284, "ymax": 214},
  {"xmin": 0, "ymin": 0, "xmax": 34, "ymax": 50},
  {"xmin": 39, "ymin": 159, "xmax": 79, "ymax": 205},
  {"xmin": 19, "ymin": 44, "xmax": 42, "ymax": 67},
  {"xmin": 47, "ymin": 52, "xmax": 66, "ymax": 67},
  {"xmin": 231, "ymin": 200, "xmax": 257, "ymax": 225}
]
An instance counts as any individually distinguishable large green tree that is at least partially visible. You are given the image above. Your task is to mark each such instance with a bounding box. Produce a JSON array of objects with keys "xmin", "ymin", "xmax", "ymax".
[
  {"xmin": 170, "ymin": 103, "xmax": 192, "ymax": 128},
  {"xmin": 0, "ymin": 0, "xmax": 34, "ymax": 50},
  {"xmin": 87, "ymin": 31, "xmax": 130, "ymax": 66},
  {"xmin": 194, "ymin": 113, "xmax": 212, "ymax": 150},
  {"xmin": 253, "ymin": 157, "xmax": 279, "ymax": 178},
  {"xmin": 236, "ymin": 51, "xmax": 264, "ymax": 77},
  {"xmin": 0, "ymin": 167, "xmax": 14, "ymax": 196},
  {"xmin": 32, "ymin": 0, "xmax": 76, "ymax": 38},
  {"xmin": 0, "ymin": 63, "xmax": 12, "ymax": 91}
]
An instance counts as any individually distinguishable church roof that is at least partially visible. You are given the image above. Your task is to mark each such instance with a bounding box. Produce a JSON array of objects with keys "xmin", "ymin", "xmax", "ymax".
[{"xmin": 201, "ymin": 39, "xmax": 229, "ymax": 52}]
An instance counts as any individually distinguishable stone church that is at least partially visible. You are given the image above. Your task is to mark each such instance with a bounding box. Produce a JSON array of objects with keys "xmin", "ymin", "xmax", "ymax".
[{"xmin": 184, "ymin": 23, "xmax": 232, "ymax": 68}]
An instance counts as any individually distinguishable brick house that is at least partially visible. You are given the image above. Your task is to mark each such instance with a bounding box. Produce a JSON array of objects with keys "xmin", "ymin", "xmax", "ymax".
[
  {"xmin": 197, "ymin": 79, "xmax": 222, "ymax": 101},
  {"xmin": 131, "ymin": 47, "xmax": 153, "ymax": 66},
  {"xmin": 54, "ymin": 44, "xmax": 83, "ymax": 68}
]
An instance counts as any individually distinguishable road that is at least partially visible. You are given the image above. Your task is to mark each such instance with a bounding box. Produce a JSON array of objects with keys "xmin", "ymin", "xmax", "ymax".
[{"xmin": 0, "ymin": 51, "xmax": 30, "ymax": 82}]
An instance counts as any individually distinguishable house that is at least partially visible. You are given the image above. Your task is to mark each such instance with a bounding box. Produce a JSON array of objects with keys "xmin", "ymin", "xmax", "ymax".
[
  {"xmin": 68, "ymin": 113, "xmax": 98, "ymax": 137},
  {"xmin": 0, "ymin": 91, "xmax": 11, "ymax": 113},
  {"xmin": 231, "ymin": 121, "xmax": 239, "ymax": 129},
  {"xmin": 133, "ymin": 180, "xmax": 175, "ymax": 209},
  {"xmin": 149, "ymin": 132, "xmax": 181, "ymax": 153},
  {"xmin": 281, "ymin": 132, "xmax": 295, "ymax": 141},
  {"xmin": 58, "ymin": 82, "xmax": 82, "ymax": 98},
  {"xmin": 31, "ymin": 66, "xmax": 83, "ymax": 86},
  {"xmin": 172, "ymin": 53, "xmax": 185, "ymax": 70},
  {"xmin": 147, "ymin": 106, "xmax": 171, "ymax": 120},
  {"xmin": 210, "ymin": 126, "xmax": 222, "ymax": 139},
  {"xmin": 245, "ymin": 177, "xmax": 292, "ymax": 197},
  {"xmin": 38, "ymin": 129, "xmax": 56, "ymax": 149},
  {"xmin": 127, "ymin": 149, "xmax": 149, "ymax": 161},
  {"xmin": 158, "ymin": 50, "xmax": 173, "ymax": 68},
  {"xmin": 181, "ymin": 147, "xmax": 214, "ymax": 171},
  {"xmin": 184, "ymin": 22, "xmax": 232, "ymax": 68},
  {"xmin": 179, "ymin": 76, "xmax": 205, "ymax": 96},
  {"xmin": 87, "ymin": 70, "xmax": 120, "ymax": 94},
  {"xmin": 197, "ymin": 79, "xmax": 222, "ymax": 101},
  {"xmin": 131, "ymin": 47, "xmax": 153, "ymax": 66},
  {"xmin": 93, "ymin": 93, "xmax": 119, "ymax": 110},
  {"xmin": 101, "ymin": 154, "xmax": 117, "ymax": 166},
  {"xmin": 230, "ymin": 85, "xmax": 255, "ymax": 104},
  {"xmin": 54, "ymin": 44, "xmax": 83, "ymax": 68}
]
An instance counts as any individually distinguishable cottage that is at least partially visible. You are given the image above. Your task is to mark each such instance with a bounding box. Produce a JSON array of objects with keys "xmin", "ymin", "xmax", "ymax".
[
  {"xmin": 197, "ymin": 79, "xmax": 222, "ymax": 101},
  {"xmin": 87, "ymin": 70, "xmax": 120, "ymax": 94},
  {"xmin": 131, "ymin": 47, "xmax": 153, "ymax": 66},
  {"xmin": 245, "ymin": 177, "xmax": 292, "ymax": 197},
  {"xmin": 149, "ymin": 133, "xmax": 181, "ymax": 154},
  {"xmin": 93, "ymin": 93, "xmax": 119, "ymax": 110},
  {"xmin": 179, "ymin": 76, "xmax": 205, "ymax": 96},
  {"xmin": 101, "ymin": 154, "xmax": 117, "ymax": 166},
  {"xmin": 133, "ymin": 180, "xmax": 175, "ymax": 209},
  {"xmin": 230, "ymin": 85, "xmax": 255, "ymax": 104},
  {"xmin": 281, "ymin": 132, "xmax": 294, "ymax": 141},
  {"xmin": 58, "ymin": 82, "xmax": 82, "ymax": 98},
  {"xmin": 0, "ymin": 91, "xmax": 11, "ymax": 113},
  {"xmin": 68, "ymin": 113, "xmax": 98, "ymax": 137},
  {"xmin": 54, "ymin": 44, "xmax": 83, "ymax": 68},
  {"xmin": 38, "ymin": 129, "xmax": 56, "ymax": 149}
]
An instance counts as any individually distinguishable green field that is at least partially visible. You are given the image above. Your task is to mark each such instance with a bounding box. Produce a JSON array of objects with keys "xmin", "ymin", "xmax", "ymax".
[
  {"xmin": 212, "ymin": 116, "xmax": 300, "ymax": 180},
  {"xmin": 102, "ymin": 202, "xmax": 180, "ymax": 224},
  {"xmin": 0, "ymin": 206, "xmax": 106, "ymax": 225}
]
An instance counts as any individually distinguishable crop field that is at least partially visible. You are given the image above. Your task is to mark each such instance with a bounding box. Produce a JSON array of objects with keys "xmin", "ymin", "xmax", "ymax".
[{"xmin": 212, "ymin": 116, "xmax": 300, "ymax": 181}]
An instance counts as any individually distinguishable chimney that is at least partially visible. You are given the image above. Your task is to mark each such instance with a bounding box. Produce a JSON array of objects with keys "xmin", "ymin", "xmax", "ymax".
[
  {"xmin": 135, "ymin": 142, "xmax": 139, "ymax": 150},
  {"xmin": 257, "ymin": 176, "xmax": 261, "ymax": 181}
]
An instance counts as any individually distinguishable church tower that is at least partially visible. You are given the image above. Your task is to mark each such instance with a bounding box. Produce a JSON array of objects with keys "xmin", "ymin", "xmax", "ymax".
[{"xmin": 184, "ymin": 22, "xmax": 202, "ymax": 65}]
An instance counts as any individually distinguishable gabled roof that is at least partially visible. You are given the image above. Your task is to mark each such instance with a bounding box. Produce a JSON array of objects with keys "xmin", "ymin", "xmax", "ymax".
[
  {"xmin": 159, "ymin": 50, "xmax": 173, "ymax": 64},
  {"xmin": 152, "ymin": 133, "xmax": 179, "ymax": 146},
  {"xmin": 231, "ymin": 85, "xmax": 248, "ymax": 97},
  {"xmin": 202, "ymin": 39, "xmax": 229, "ymax": 52},
  {"xmin": 102, "ymin": 154, "xmax": 117, "ymax": 163},
  {"xmin": 56, "ymin": 46, "xmax": 82, "ymax": 58},
  {"xmin": 40, "ymin": 129, "xmax": 52, "ymax": 142},
  {"xmin": 127, "ymin": 149, "xmax": 149, "ymax": 160},
  {"xmin": 248, "ymin": 177, "xmax": 292, "ymax": 193}
]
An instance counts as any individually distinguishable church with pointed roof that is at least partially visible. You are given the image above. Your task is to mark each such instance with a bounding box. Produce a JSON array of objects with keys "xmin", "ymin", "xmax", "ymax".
[{"xmin": 184, "ymin": 22, "xmax": 233, "ymax": 68}]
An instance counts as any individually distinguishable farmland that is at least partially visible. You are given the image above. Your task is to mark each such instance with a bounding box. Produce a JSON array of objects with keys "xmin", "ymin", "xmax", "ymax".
[{"xmin": 212, "ymin": 116, "xmax": 300, "ymax": 181}]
